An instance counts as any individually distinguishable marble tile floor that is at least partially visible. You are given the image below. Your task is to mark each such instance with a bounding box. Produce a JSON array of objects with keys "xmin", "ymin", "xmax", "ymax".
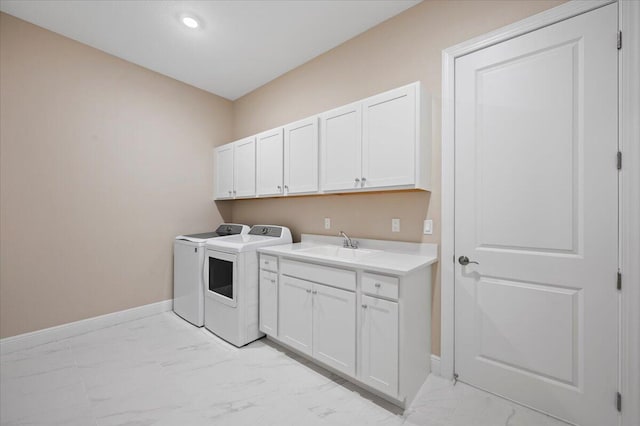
[{"xmin": 0, "ymin": 312, "xmax": 569, "ymax": 426}]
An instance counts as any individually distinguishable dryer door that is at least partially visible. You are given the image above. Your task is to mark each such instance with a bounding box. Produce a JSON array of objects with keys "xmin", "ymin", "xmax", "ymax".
[{"xmin": 204, "ymin": 250, "xmax": 237, "ymax": 308}]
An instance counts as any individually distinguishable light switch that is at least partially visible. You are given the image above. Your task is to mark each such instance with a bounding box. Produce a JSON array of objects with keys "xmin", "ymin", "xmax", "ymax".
[
  {"xmin": 324, "ymin": 218, "xmax": 331, "ymax": 230},
  {"xmin": 423, "ymin": 219, "xmax": 433, "ymax": 235},
  {"xmin": 392, "ymin": 218, "xmax": 400, "ymax": 233}
]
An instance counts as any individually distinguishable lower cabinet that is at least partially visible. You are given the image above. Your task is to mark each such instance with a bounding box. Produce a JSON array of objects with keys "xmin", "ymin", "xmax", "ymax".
[
  {"xmin": 279, "ymin": 275, "xmax": 356, "ymax": 376},
  {"xmin": 259, "ymin": 252, "xmax": 432, "ymax": 408},
  {"xmin": 360, "ymin": 295, "xmax": 398, "ymax": 396},
  {"xmin": 259, "ymin": 270, "xmax": 278, "ymax": 337},
  {"xmin": 313, "ymin": 283, "xmax": 356, "ymax": 376},
  {"xmin": 279, "ymin": 276, "xmax": 313, "ymax": 355}
]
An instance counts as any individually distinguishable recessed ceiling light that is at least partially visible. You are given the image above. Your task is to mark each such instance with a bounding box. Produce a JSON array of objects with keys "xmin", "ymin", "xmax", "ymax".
[{"xmin": 182, "ymin": 16, "xmax": 199, "ymax": 29}]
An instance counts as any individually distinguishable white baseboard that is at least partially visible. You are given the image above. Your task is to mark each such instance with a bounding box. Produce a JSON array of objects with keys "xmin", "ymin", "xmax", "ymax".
[
  {"xmin": 430, "ymin": 354, "xmax": 441, "ymax": 376},
  {"xmin": 0, "ymin": 299, "xmax": 173, "ymax": 355}
]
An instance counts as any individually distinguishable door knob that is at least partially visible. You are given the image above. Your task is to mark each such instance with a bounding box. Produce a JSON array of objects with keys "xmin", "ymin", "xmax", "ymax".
[{"xmin": 458, "ymin": 256, "xmax": 479, "ymax": 266}]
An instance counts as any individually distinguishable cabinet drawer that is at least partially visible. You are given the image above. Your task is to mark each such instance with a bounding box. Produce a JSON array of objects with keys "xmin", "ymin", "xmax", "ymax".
[
  {"xmin": 362, "ymin": 273, "xmax": 398, "ymax": 300},
  {"xmin": 281, "ymin": 259, "xmax": 355, "ymax": 292},
  {"xmin": 260, "ymin": 255, "xmax": 278, "ymax": 272},
  {"xmin": 260, "ymin": 270, "xmax": 277, "ymax": 284}
]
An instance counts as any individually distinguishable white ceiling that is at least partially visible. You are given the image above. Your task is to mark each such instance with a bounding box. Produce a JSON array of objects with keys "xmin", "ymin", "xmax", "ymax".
[{"xmin": 0, "ymin": 0, "xmax": 420, "ymax": 100}]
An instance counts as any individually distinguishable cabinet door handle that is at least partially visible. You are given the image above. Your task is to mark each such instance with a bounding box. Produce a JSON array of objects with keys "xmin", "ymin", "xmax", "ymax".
[
  {"xmin": 374, "ymin": 283, "xmax": 381, "ymax": 288},
  {"xmin": 361, "ymin": 304, "xmax": 368, "ymax": 309},
  {"xmin": 277, "ymin": 185, "xmax": 282, "ymax": 192},
  {"xmin": 228, "ymin": 190, "xmax": 232, "ymax": 195},
  {"xmin": 270, "ymin": 279, "xmax": 276, "ymax": 283},
  {"xmin": 284, "ymin": 185, "xmax": 289, "ymax": 191},
  {"xmin": 361, "ymin": 177, "xmax": 366, "ymax": 186},
  {"xmin": 306, "ymin": 289, "xmax": 311, "ymax": 293},
  {"xmin": 355, "ymin": 178, "xmax": 360, "ymax": 183},
  {"xmin": 312, "ymin": 290, "xmax": 317, "ymax": 294},
  {"xmin": 233, "ymin": 190, "xmax": 236, "ymax": 195}
]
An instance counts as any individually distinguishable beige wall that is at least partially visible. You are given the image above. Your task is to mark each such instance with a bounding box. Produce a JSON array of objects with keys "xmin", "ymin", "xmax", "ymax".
[
  {"xmin": 231, "ymin": 0, "xmax": 565, "ymax": 356},
  {"xmin": 0, "ymin": 13, "xmax": 233, "ymax": 338},
  {"xmin": 0, "ymin": 1, "xmax": 566, "ymax": 344}
]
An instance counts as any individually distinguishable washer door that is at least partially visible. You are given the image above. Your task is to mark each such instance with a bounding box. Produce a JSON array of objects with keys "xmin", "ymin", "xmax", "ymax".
[{"xmin": 204, "ymin": 250, "xmax": 237, "ymax": 308}]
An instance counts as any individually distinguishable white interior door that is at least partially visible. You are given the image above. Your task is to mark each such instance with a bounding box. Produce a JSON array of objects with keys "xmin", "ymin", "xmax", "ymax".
[{"xmin": 454, "ymin": 4, "xmax": 618, "ymax": 426}]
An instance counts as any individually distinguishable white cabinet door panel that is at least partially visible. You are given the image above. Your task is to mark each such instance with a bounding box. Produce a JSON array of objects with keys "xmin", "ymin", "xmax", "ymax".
[
  {"xmin": 312, "ymin": 284, "xmax": 356, "ymax": 376},
  {"xmin": 233, "ymin": 137, "xmax": 256, "ymax": 198},
  {"xmin": 215, "ymin": 144, "xmax": 234, "ymax": 199},
  {"xmin": 284, "ymin": 117, "xmax": 318, "ymax": 194},
  {"xmin": 259, "ymin": 270, "xmax": 278, "ymax": 337},
  {"xmin": 362, "ymin": 85, "xmax": 416, "ymax": 188},
  {"xmin": 279, "ymin": 276, "xmax": 312, "ymax": 356},
  {"xmin": 360, "ymin": 295, "xmax": 398, "ymax": 396},
  {"xmin": 256, "ymin": 128, "xmax": 284, "ymax": 196},
  {"xmin": 320, "ymin": 103, "xmax": 362, "ymax": 191}
]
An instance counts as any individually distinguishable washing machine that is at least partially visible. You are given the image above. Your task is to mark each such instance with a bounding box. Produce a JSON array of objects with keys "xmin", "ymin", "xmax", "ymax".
[
  {"xmin": 204, "ymin": 225, "xmax": 292, "ymax": 346},
  {"xmin": 173, "ymin": 223, "xmax": 249, "ymax": 326}
]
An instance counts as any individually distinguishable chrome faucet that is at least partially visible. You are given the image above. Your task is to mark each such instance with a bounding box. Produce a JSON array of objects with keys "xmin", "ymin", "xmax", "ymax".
[{"xmin": 339, "ymin": 231, "xmax": 358, "ymax": 249}]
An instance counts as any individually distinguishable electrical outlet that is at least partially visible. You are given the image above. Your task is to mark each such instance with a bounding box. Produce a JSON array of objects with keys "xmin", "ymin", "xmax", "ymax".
[
  {"xmin": 324, "ymin": 218, "xmax": 331, "ymax": 230},
  {"xmin": 423, "ymin": 219, "xmax": 433, "ymax": 235},
  {"xmin": 392, "ymin": 218, "xmax": 400, "ymax": 233}
]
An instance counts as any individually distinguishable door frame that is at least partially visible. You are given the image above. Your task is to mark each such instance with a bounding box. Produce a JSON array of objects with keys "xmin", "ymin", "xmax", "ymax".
[{"xmin": 440, "ymin": 1, "xmax": 640, "ymax": 425}]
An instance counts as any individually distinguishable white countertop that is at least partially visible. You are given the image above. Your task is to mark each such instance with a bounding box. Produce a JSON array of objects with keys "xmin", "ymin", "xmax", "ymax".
[{"xmin": 257, "ymin": 234, "xmax": 438, "ymax": 275}]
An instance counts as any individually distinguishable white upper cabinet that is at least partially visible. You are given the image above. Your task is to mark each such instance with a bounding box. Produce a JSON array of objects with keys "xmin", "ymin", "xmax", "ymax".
[
  {"xmin": 320, "ymin": 82, "xmax": 430, "ymax": 193},
  {"xmin": 213, "ymin": 82, "xmax": 430, "ymax": 200},
  {"xmin": 214, "ymin": 137, "xmax": 255, "ymax": 199},
  {"xmin": 362, "ymin": 84, "xmax": 418, "ymax": 189},
  {"xmin": 320, "ymin": 103, "xmax": 362, "ymax": 192},
  {"xmin": 233, "ymin": 137, "xmax": 256, "ymax": 198},
  {"xmin": 256, "ymin": 128, "xmax": 284, "ymax": 197},
  {"xmin": 215, "ymin": 144, "xmax": 235, "ymax": 199},
  {"xmin": 283, "ymin": 116, "xmax": 319, "ymax": 195}
]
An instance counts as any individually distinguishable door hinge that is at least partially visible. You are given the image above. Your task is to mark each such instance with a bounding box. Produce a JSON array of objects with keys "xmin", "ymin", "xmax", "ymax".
[
  {"xmin": 617, "ymin": 270, "xmax": 622, "ymax": 290},
  {"xmin": 617, "ymin": 31, "xmax": 622, "ymax": 50},
  {"xmin": 617, "ymin": 151, "xmax": 622, "ymax": 170},
  {"xmin": 617, "ymin": 392, "xmax": 622, "ymax": 412}
]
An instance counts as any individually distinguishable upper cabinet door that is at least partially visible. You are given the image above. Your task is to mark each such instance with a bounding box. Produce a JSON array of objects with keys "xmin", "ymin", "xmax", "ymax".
[
  {"xmin": 233, "ymin": 137, "xmax": 256, "ymax": 198},
  {"xmin": 215, "ymin": 144, "xmax": 234, "ymax": 199},
  {"xmin": 256, "ymin": 128, "xmax": 284, "ymax": 196},
  {"xmin": 320, "ymin": 103, "xmax": 362, "ymax": 192},
  {"xmin": 362, "ymin": 84, "xmax": 417, "ymax": 189},
  {"xmin": 283, "ymin": 117, "xmax": 318, "ymax": 195}
]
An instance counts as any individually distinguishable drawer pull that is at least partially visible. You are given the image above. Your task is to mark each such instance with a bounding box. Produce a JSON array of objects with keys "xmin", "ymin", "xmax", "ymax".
[
  {"xmin": 375, "ymin": 283, "xmax": 381, "ymax": 288},
  {"xmin": 361, "ymin": 304, "xmax": 368, "ymax": 309},
  {"xmin": 270, "ymin": 279, "xmax": 276, "ymax": 283},
  {"xmin": 265, "ymin": 261, "xmax": 269, "ymax": 265}
]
